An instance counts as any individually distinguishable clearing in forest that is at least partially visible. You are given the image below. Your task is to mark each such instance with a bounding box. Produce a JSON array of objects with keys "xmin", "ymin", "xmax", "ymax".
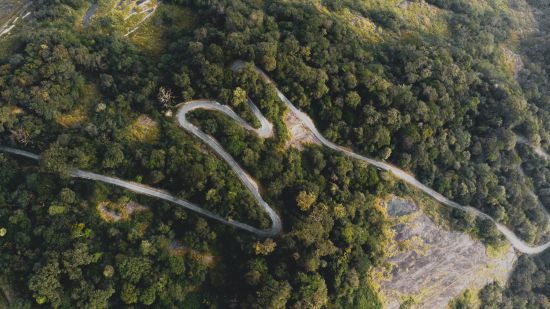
[
  {"xmin": 0, "ymin": 0, "xmax": 29, "ymax": 40},
  {"xmin": 376, "ymin": 196, "xmax": 516, "ymax": 309}
]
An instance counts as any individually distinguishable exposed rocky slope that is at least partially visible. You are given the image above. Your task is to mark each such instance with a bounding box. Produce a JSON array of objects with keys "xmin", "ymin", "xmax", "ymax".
[
  {"xmin": 284, "ymin": 110, "xmax": 320, "ymax": 150},
  {"xmin": 378, "ymin": 197, "xmax": 516, "ymax": 309},
  {"xmin": 0, "ymin": 0, "xmax": 29, "ymax": 39}
]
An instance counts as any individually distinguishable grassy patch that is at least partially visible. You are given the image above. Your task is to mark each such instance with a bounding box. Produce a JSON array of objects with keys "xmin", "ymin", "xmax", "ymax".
[
  {"xmin": 0, "ymin": 35, "xmax": 21, "ymax": 60},
  {"xmin": 125, "ymin": 115, "xmax": 160, "ymax": 142},
  {"xmin": 56, "ymin": 108, "xmax": 87, "ymax": 128},
  {"xmin": 120, "ymin": 0, "xmax": 159, "ymax": 31},
  {"xmin": 486, "ymin": 241, "xmax": 511, "ymax": 259},
  {"xmin": 448, "ymin": 289, "xmax": 480, "ymax": 309},
  {"xmin": 397, "ymin": 1, "xmax": 449, "ymax": 36},
  {"xmin": 316, "ymin": 0, "xmax": 449, "ymax": 40},
  {"xmin": 0, "ymin": 0, "xmax": 25, "ymax": 26},
  {"xmin": 129, "ymin": 4, "xmax": 194, "ymax": 55},
  {"xmin": 83, "ymin": 0, "xmax": 160, "ymax": 35},
  {"xmin": 335, "ymin": 8, "xmax": 385, "ymax": 43},
  {"xmin": 96, "ymin": 198, "xmax": 148, "ymax": 222},
  {"xmin": 55, "ymin": 84, "xmax": 98, "ymax": 128},
  {"xmin": 80, "ymin": 1, "xmax": 193, "ymax": 54}
]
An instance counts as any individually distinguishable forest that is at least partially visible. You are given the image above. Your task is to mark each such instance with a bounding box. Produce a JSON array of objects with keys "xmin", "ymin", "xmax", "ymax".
[{"xmin": 1, "ymin": 0, "xmax": 550, "ymax": 307}]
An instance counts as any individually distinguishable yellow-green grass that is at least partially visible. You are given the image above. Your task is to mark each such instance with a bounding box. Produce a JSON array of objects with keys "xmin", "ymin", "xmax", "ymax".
[
  {"xmin": 125, "ymin": 114, "xmax": 160, "ymax": 142},
  {"xmin": 96, "ymin": 198, "xmax": 148, "ymax": 222},
  {"xmin": 81, "ymin": 0, "xmax": 160, "ymax": 36},
  {"xmin": 55, "ymin": 84, "xmax": 98, "ymax": 128},
  {"xmin": 121, "ymin": 0, "xmax": 159, "ymax": 31},
  {"xmin": 56, "ymin": 108, "xmax": 87, "ymax": 128},
  {"xmin": 311, "ymin": 0, "xmax": 536, "ymax": 47},
  {"xmin": 310, "ymin": 0, "xmax": 449, "ymax": 40},
  {"xmin": 128, "ymin": 4, "xmax": 194, "ymax": 55}
]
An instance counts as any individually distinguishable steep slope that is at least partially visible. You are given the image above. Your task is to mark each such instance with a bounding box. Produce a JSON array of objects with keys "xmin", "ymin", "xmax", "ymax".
[{"xmin": 377, "ymin": 197, "xmax": 516, "ymax": 308}]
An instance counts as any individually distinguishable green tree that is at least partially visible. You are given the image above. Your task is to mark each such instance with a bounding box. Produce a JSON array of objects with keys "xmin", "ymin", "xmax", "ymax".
[
  {"xmin": 121, "ymin": 284, "xmax": 138, "ymax": 305},
  {"xmin": 296, "ymin": 191, "xmax": 317, "ymax": 212},
  {"xmin": 252, "ymin": 278, "xmax": 291, "ymax": 309},
  {"xmin": 29, "ymin": 260, "xmax": 63, "ymax": 307},
  {"xmin": 291, "ymin": 273, "xmax": 328, "ymax": 309}
]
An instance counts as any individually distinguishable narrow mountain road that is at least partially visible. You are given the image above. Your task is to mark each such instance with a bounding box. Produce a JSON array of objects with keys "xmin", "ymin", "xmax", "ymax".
[
  {"xmin": 1, "ymin": 61, "xmax": 550, "ymax": 254},
  {"xmin": 0, "ymin": 96, "xmax": 281, "ymax": 237},
  {"xmin": 231, "ymin": 60, "xmax": 550, "ymax": 254}
]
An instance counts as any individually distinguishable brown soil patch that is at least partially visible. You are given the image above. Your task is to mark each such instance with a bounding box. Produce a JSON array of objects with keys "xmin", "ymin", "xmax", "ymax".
[
  {"xmin": 126, "ymin": 115, "xmax": 160, "ymax": 142},
  {"xmin": 170, "ymin": 241, "xmax": 216, "ymax": 268},
  {"xmin": 97, "ymin": 200, "xmax": 148, "ymax": 222},
  {"xmin": 284, "ymin": 110, "xmax": 320, "ymax": 150}
]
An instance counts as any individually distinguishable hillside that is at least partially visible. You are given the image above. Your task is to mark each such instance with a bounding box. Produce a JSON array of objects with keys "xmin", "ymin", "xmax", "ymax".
[
  {"xmin": 1, "ymin": 0, "xmax": 550, "ymax": 308},
  {"xmin": 377, "ymin": 196, "xmax": 516, "ymax": 308}
]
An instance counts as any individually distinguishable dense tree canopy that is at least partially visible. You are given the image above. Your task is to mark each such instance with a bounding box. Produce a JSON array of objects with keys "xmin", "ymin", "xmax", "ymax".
[{"xmin": 1, "ymin": 0, "xmax": 550, "ymax": 307}]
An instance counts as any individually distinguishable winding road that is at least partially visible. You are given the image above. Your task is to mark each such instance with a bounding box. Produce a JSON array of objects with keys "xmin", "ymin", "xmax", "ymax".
[
  {"xmin": 2, "ymin": 61, "xmax": 550, "ymax": 254},
  {"xmin": 0, "ymin": 97, "xmax": 281, "ymax": 238}
]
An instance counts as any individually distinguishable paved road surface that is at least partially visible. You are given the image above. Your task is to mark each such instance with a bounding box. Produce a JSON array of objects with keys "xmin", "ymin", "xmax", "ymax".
[
  {"xmin": 2, "ymin": 62, "xmax": 550, "ymax": 254},
  {"xmin": 231, "ymin": 61, "xmax": 550, "ymax": 254}
]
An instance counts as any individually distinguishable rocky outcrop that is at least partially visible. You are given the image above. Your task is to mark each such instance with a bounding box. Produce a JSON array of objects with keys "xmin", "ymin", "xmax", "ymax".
[
  {"xmin": 377, "ymin": 197, "xmax": 516, "ymax": 309},
  {"xmin": 0, "ymin": 1, "xmax": 30, "ymax": 40},
  {"xmin": 283, "ymin": 110, "xmax": 320, "ymax": 150},
  {"xmin": 97, "ymin": 200, "xmax": 148, "ymax": 222}
]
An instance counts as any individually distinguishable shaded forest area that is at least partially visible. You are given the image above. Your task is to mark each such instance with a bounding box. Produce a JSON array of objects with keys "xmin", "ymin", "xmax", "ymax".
[
  {"xmin": 485, "ymin": 0, "xmax": 550, "ymax": 307},
  {"xmin": 165, "ymin": 0, "xmax": 550, "ymax": 244},
  {"xmin": 1, "ymin": 1, "xmax": 391, "ymax": 307},
  {"xmin": 1, "ymin": 0, "xmax": 550, "ymax": 307}
]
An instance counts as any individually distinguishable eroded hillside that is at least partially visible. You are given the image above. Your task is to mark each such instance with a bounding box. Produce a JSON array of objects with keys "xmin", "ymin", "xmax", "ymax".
[{"xmin": 377, "ymin": 197, "xmax": 516, "ymax": 308}]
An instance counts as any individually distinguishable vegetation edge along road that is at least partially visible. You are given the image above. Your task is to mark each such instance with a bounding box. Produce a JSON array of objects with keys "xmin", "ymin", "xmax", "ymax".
[
  {"xmin": 1, "ymin": 61, "xmax": 549, "ymax": 254},
  {"xmin": 232, "ymin": 61, "xmax": 550, "ymax": 254}
]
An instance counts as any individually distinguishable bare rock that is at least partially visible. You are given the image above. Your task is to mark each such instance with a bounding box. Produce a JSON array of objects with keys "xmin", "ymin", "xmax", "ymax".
[
  {"xmin": 377, "ymin": 196, "xmax": 516, "ymax": 309},
  {"xmin": 284, "ymin": 110, "xmax": 320, "ymax": 150}
]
